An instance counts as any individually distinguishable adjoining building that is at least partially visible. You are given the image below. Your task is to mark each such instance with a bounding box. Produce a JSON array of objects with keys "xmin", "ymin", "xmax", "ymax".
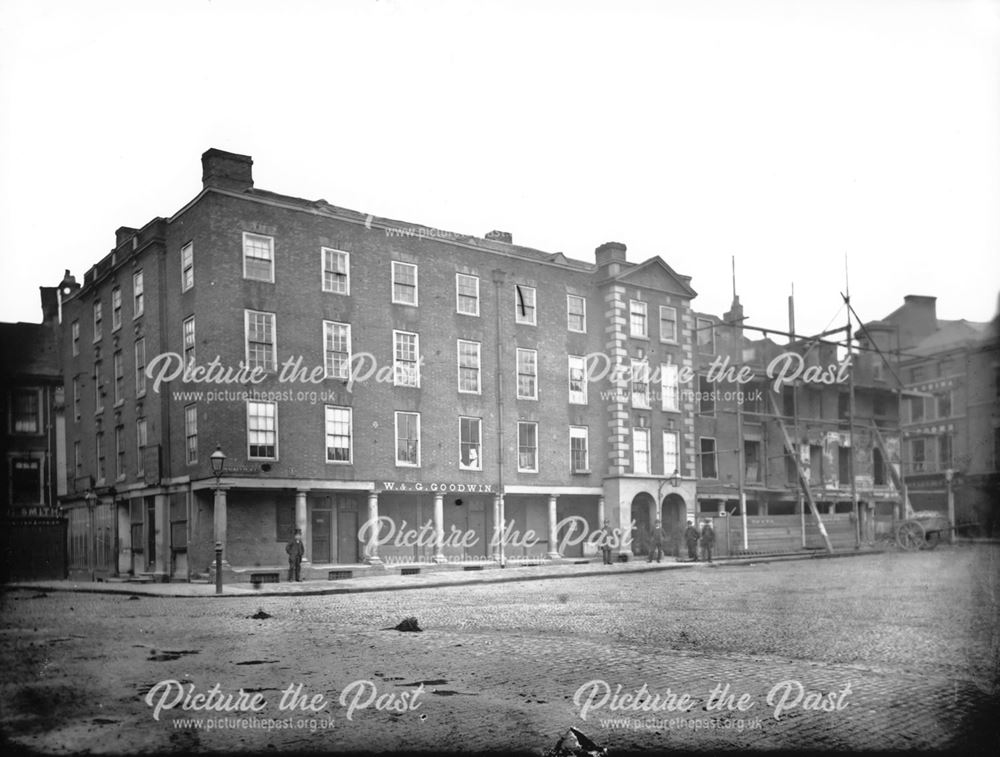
[
  {"xmin": 862, "ymin": 295, "xmax": 999, "ymax": 535},
  {"xmin": 58, "ymin": 148, "xmax": 704, "ymax": 582}
]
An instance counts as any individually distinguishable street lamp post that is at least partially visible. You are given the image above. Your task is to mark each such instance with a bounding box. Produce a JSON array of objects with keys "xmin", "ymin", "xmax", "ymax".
[{"xmin": 210, "ymin": 446, "xmax": 226, "ymax": 595}]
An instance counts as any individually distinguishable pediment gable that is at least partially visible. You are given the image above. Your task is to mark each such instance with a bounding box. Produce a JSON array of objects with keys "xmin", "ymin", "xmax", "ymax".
[{"xmin": 612, "ymin": 257, "xmax": 697, "ymax": 299}]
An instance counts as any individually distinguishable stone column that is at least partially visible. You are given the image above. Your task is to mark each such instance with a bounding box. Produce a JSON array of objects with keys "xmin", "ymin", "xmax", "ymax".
[
  {"xmin": 433, "ymin": 492, "xmax": 446, "ymax": 563},
  {"xmin": 295, "ymin": 490, "xmax": 309, "ymax": 564},
  {"xmin": 365, "ymin": 491, "xmax": 382, "ymax": 565},
  {"xmin": 547, "ymin": 494, "xmax": 560, "ymax": 560},
  {"xmin": 213, "ymin": 487, "xmax": 229, "ymax": 566},
  {"xmin": 492, "ymin": 493, "xmax": 504, "ymax": 561},
  {"xmin": 597, "ymin": 496, "xmax": 606, "ymax": 528}
]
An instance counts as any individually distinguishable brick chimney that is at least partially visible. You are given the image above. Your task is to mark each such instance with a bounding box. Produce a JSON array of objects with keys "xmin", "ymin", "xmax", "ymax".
[
  {"xmin": 595, "ymin": 241, "xmax": 627, "ymax": 277},
  {"xmin": 899, "ymin": 294, "xmax": 938, "ymax": 348},
  {"xmin": 485, "ymin": 230, "xmax": 512, "ymax": 244},
  {"xmin": 201, "ymin": 148, "xmax": 254, "ymax": 192}
]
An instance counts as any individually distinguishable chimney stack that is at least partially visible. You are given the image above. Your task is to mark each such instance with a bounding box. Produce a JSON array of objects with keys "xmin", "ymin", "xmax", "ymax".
[
  {"xmin": 485, "ymin": 230, "xmax": 512, "ymax": 244},
  {"xmin": 595, "ymin": 241, "xmax": 627, "ymax": 276},
  {"xmin": 201, "ymin": 148, "xmax": 254, "ymax": 192}
]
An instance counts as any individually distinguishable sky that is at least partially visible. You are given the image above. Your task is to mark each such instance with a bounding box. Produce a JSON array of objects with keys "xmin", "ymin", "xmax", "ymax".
[{"xmin": 1, "ymin": 0, "xmax": 998, "ymax": 340}]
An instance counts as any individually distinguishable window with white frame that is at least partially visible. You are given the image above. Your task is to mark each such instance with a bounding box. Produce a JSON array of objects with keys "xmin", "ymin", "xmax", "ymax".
[
  {"xmin": 629, "ymin": 300, "xmax": 648, "ymax": 338},
  {"xmin": 517, "ymin": 348, "xmax": 538, "ymax": 399},
  {"xmin": 136, "ymin": 417, "xmax": 147, "ymax": 477},
  {"xmin": 94, "ymin": 360, "xmax": 103, "ymax": 412},
  {"xmin": 567, "ymin": 294, "xmax": 586, "ymax": 333},
  {"xmin": 185, "ymin": 404, "xmax": 198, "ymax": 464},
  {"xmin": 323, "ymin": 321, "xmax": 351, "ymax": 379},
  {"xmin": 391, "ymin": 261, "xmax": 418, "ymax": 305},
  {"xmin": 113, "ymin": 350, "xmax": 124, "ymax": 405},
  {"xmin": 133, "ymin": 271, "xmax": 144, "ymax": 317},
  {"xmin": 700, "ymin": 437, "xmax": 718, "ymax": 478},
  {"xmin": 631, "ymin": 359, "xmax": 650, "ymax": 408},
  {"xmin": 393, "ymin": 330, "xmax": 420, "ymax": 387},
  {"xmin": 457, "ymin": 340, "xmax": 481, "ymax": 393},
  {"xmin": 324, "ymin": 405, "xmax": 352, "ymax": 463},
  {"xmin": 518, "ymin": 421, "xmax": 538, "ymax": 472},
  {"xmin": 456, "ymin": 274, "xmax": 480, "ymax": 316},
  {"xmin": 395, "ymin": 411, "xmax": 420, "ymax": 466},
  {"xmin": 459, "ymin": 416, "xmax": 482, "ymax": 470},
  {"xmin": 181, "ymin": 242, "xmax": 194, "ymax": 291},
  {"xmin": 568, "ymin": 355, "xmax": 587, "ymax": 405},
  {"xmin": 633, "ymin": 427, "xmax": 651, "ymax": 474},
  {"xmin": 112, "ymin": 287, "xmax": 122, "ymax": 331},
  {"xmin": 115, "ymin": 425, "xmax": 125, "ymax": 479},
  {"xmin": 243, "ymin": 233, "xmax": 274, "ymax": 282},
  {"xmin": 514, "ymin": 285, "xmax": 536, "ymax": 325},
  {"xmin": 661, "ymin": 362, "xmax": 679, "ymax": 411},
  {"xmin": 93, "ymin": 301, "xmax": 102, "ymax": 342},
  {"xmin": 71, "ymin": 320, "xmax": 80, "ymax": 356},
  {"xmin": 570, "ymin": 426, "xmax": 589, "ymax": 472},
  {"xmin": 247, "ymin": 401, "xmax": 277, "ymax": 459},
  {"xmin": 9, "ymin": 389, "xmax": 40, "ymax": 434},
  {"xmin": 659, "ymin": 305, "xmax": 677, "ymax": 342},
  {"xmin": 135, "ymin": 338, "xmax": 146, "ymax": 397},
  {"xmin": 663, "ymin": 431, "xmax": 679, "ymax": 478},
  {"xmin": 696, "ymin": 317, "xmax": 715, "ymax": 353},
  {"xmin": 183, "ymin": 317, "xmax": 196, "ymax": 365},
  {"xmin": 245, "ymin": 310, "xmax": 276, "ymax": 372},
  {"xmin": 322, "ymin": 248, "xmax": 350, "ymax": 294}
]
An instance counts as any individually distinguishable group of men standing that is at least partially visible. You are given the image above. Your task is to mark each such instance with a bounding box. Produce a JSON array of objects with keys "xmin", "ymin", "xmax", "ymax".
[{"xmin": 683, "ymin": 519, "xmax": 716, "ymax": 562}]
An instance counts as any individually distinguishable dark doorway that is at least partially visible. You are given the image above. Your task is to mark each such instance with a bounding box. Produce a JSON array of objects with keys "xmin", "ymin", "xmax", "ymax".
[
  {"xmin": 311, "ymin": 509, "xmax": 331, "ymax": 563},
  {"xmin": 145, "ymin": 497, "xmax": 156, "ymax": 569},
  {"xmin": 661, "ymin": 493, "xmax": 686, "ymax": 557},
  {"xmin": 631, "ymin": 493, "xmax": 654, "ymax": 557},
  {"xmin": 337, "ymin": 509, "xmax": 359, "ymax": 563}
]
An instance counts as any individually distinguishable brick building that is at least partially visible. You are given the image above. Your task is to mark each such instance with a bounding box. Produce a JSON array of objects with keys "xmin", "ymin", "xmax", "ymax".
[
  {"xmin": 58, "ymin": 148, "xmax": 705, "ymax": 581},
  {"xmin": 862, "ymin": 295, "xmax": 999, "ymax": 534}
]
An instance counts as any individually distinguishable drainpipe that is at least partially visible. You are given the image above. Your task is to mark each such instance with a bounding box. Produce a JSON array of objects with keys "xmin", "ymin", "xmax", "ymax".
[{"xmin": 492, "ymin": 270, "xmax": 506, "ymax": 567}]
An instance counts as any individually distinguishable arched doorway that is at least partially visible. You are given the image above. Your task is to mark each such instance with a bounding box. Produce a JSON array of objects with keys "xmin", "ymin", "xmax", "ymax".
[
  {"xmin": 661, "ymin": 493, "xmax": 686, "ymax": 558},
  {"xmin": 630, "ymin": 492, "xmax": 655, "ymax": 557}
]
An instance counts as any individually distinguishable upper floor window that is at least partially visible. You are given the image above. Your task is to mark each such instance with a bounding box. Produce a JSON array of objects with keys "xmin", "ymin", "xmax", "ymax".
[
  {"xmin": 456, "ymin": 274, "xmax": 480, "ymax": 316},
  {"xmin": 936, "ymin": 392, "xmax": 952, "ymax": 419},
  {"xmin": 567, "ymin": 295, "xmax": 586, "ymax": 333},
  {"xmin": 322, "ymin": 248, "xmax": 350, "ymax": 294},
  {"xmin": 245, "ymin": 310, "xmax": 276, "ymax": 373},
  {"xmin": 517, "ymin": 348, "xmax": 538, "ymax": 400},
  {"xmin": 185, "ymin": 404, "xmax": 198, "ymax": 464},
  {"xmin": 661, "ymin": 363, "xmax": 680, "ymax": 412},
  {"xmin": 94, "ymin": 360, "xmax": 104, "ymax": 412},
  {"xmin": 183, "ymin": 317, "xmax": 196, "ymax": 365},
  {"xmin": 132, "ymin": 271, "xmax": 144, "ymax": 317},
  {"xmin": 71, "ymin": 320, "xmax": 80, "ymax": 356},
  {"xmin": 392, "ymin": 261, "xmax": 418, "ymax": 306},
  {"xmin": 243, "ymin": 233, "xmax": 275, "ymax": 282},
  {"xmin": 570, "ymin": 426, "xmax": 589, "ymax": 473},
  {"xmin": 568, "ymin": 355, "xmax": 587, "ymax": 405},
  {"xmin": 696, "ymin": 317, "xmax": 715, "ymax": 354},
  {"xmin": 323, "ymin": 321, "xmax": 351, "ymax": 380},
  {"xmin": 633, "ymin": 427, "xmax": 650, "ymax": 474},
  {"xmin": 135, "ymin": 338, "xmax": 146, "ymax": 397},
  {"xmin": 663, "ymin": 431, "xmax": 679, "ymax": 477},
  {"xmin": 515, "ymin": 285, "xmax": 536, "ymax": 325},
  {"xmin": 93, "ymin": 301, "xmax": 103, "ymax": 342},
  {"xmin": 631, "ymin": 359, "xmax": 650, "ymax": 408},
  {"xmin": 72, "ymin": 378, "xmax": 80, "ymax": 422},
  {"xmin": 459, "ymin": 416, "xmax": 482, "ymax": 471},
  {"xmin": 8, "ymin": 389, "xmax": 40, "ymax": 434},
  {"xmin": 700, "ymin": 437, "xmax": 718, "ymax": 479},
  {"xmin": 325, "ymin": 405, "xmax": 352, "ymax": 463},
  {"xmin": 112, "ymin": 288, "xmax": 122, "ymax": 331},
  {"xmin": 113, "ymin": 351, "xmax": 124, "ymax": 405},
  {"xmin": 181, "ymin": 242, "xmax": 194, "ymax": 291},
  {"xmin": 247, "ymin": 400, "xmax": 277, "ymax": 459},
  {"xmin": 457, "ymin": 340, "xmax": 481, "ymax": 394},
  {"xmin": 395, "ymin": 411, "xmax": 421, "ymax": 467},
  {"xmin": 517, "ymin": 421, "xmax": 538, "ymax": 472},
  {"xmin": 698, "ymin": 375, "xmax": 715, "ymax": 415},
  {"xmin": 136, "ymin": 417, "xmax": 147, "ymax": 477},
  {"xmin": 393, "ymin": 330, "xmax": 420, "ymax": 387},
  {"xmin": 659, "ymin": 306, "xmax": 677, "ymax": 343},
  {"xmin": 629, "ymin": 300, "xmax": 648, "ymax": 339}
]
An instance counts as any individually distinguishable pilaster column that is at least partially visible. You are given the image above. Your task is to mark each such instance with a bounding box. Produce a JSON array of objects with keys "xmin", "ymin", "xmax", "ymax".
[
  {"xmin": 213, "ymin": 487, "xmax": 229, "ymax": 566},
  {"xmin": 365, "ymin": 491, "xmax": 382, "ymax": 565},
  {"xmin": 492, "ymin": 493, "xmax": 503, "ymax": 561},
  {"xmin": 295, "ymin": 490, "xmax": 309, "ymax": 563},
  {"xmin": 547, "ymin": 494, "xmax": 560, "ymax": 560},
  {"xmin": 597, "ymin": 496, "xmax": 606, "ymax": 528},
  {"xmin": 433, "ymin": 492, "xmax": 446, "ymax": 563}
]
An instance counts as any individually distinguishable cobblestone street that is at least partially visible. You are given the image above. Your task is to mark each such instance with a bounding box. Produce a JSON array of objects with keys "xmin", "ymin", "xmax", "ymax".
[{"xmin": 2, "ymin": 546, "xmax": 998, "ymax": 754}]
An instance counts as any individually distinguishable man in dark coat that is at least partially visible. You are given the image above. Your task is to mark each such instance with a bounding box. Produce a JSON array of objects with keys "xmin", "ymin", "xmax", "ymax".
[
  {"xmin": 647, "ymin": 519, "xmax": 666, "ymax": 563},
  {"xmin": 700, "ymin": 519, "xmax": 716, "ymax": 563},
  {"xmin": 286, "ymin": 528, "xmax": 305, "ymax": 581},
  {"xmin": 599, "ymin": 519, "xmax": 615, "ymax": 565},
  {"xmin": 683, "ymin": 520, "xmax": 701, "ymax": 561}
]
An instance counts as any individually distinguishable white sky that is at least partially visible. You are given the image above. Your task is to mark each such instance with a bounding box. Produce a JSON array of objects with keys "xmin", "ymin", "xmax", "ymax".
[{"xmin": 1, "ymin": 0, "xmax": 998, "ymax": 340}]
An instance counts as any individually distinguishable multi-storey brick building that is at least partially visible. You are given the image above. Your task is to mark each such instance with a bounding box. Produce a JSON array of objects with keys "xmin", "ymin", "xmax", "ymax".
[
  {"xmin": 59, "ymin": 148, "xmax": 705, "ymax": 581},
  {"xmin": 862, "ymin": 295, "xmax": 999, "ymax": 534}
]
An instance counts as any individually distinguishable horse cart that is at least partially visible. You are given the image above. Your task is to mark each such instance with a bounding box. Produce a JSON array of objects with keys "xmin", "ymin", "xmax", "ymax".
[{"xmin": 895, "ymin": 511, "xmax": 953, "ymax": 551}]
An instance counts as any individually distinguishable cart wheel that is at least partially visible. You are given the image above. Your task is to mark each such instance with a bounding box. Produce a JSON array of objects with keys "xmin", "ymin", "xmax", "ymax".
[
  {"xmin": 896, "ymin": 521, "xmax": 925, "ymax": 551},
  {"xmin": 924, "ymin": 530, "xmax": 942, "ymax": 550}
]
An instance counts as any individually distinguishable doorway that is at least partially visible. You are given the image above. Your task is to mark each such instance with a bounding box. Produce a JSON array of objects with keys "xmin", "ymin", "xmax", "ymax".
[
  {"xmin": 661, "ymin": 493, "xmax": 686, "ymax": 557},
  {"xmin": 630, "ymin": 493, "xmax": 654, "ymax": 557},
  {"xmin": 337, "ymin": 508, "xmax": 359, "ymax": 563},
  {"xmin": 311, "ymin": 509, "xmax": 331, "ymax": 563}
]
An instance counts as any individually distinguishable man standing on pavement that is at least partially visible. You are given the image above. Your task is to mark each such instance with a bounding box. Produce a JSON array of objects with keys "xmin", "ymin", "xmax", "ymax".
[
  {"xmin": 286, "ymin": 528, "xmax": 305, "ymax": 581},
  {"xmin": 700, "ymin": 519, "xmax": 716, "ymax": 563},
  {"xmin": 599, "ymin": 519, "xmax": 615, "ymax": 565},
  {"xmin": 684, "ymin": 520, "xmax": 701, "ymax": 561},
  {"xmin": 648, "ymin": 519, "xmax": 666, "ymax": 563}
]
